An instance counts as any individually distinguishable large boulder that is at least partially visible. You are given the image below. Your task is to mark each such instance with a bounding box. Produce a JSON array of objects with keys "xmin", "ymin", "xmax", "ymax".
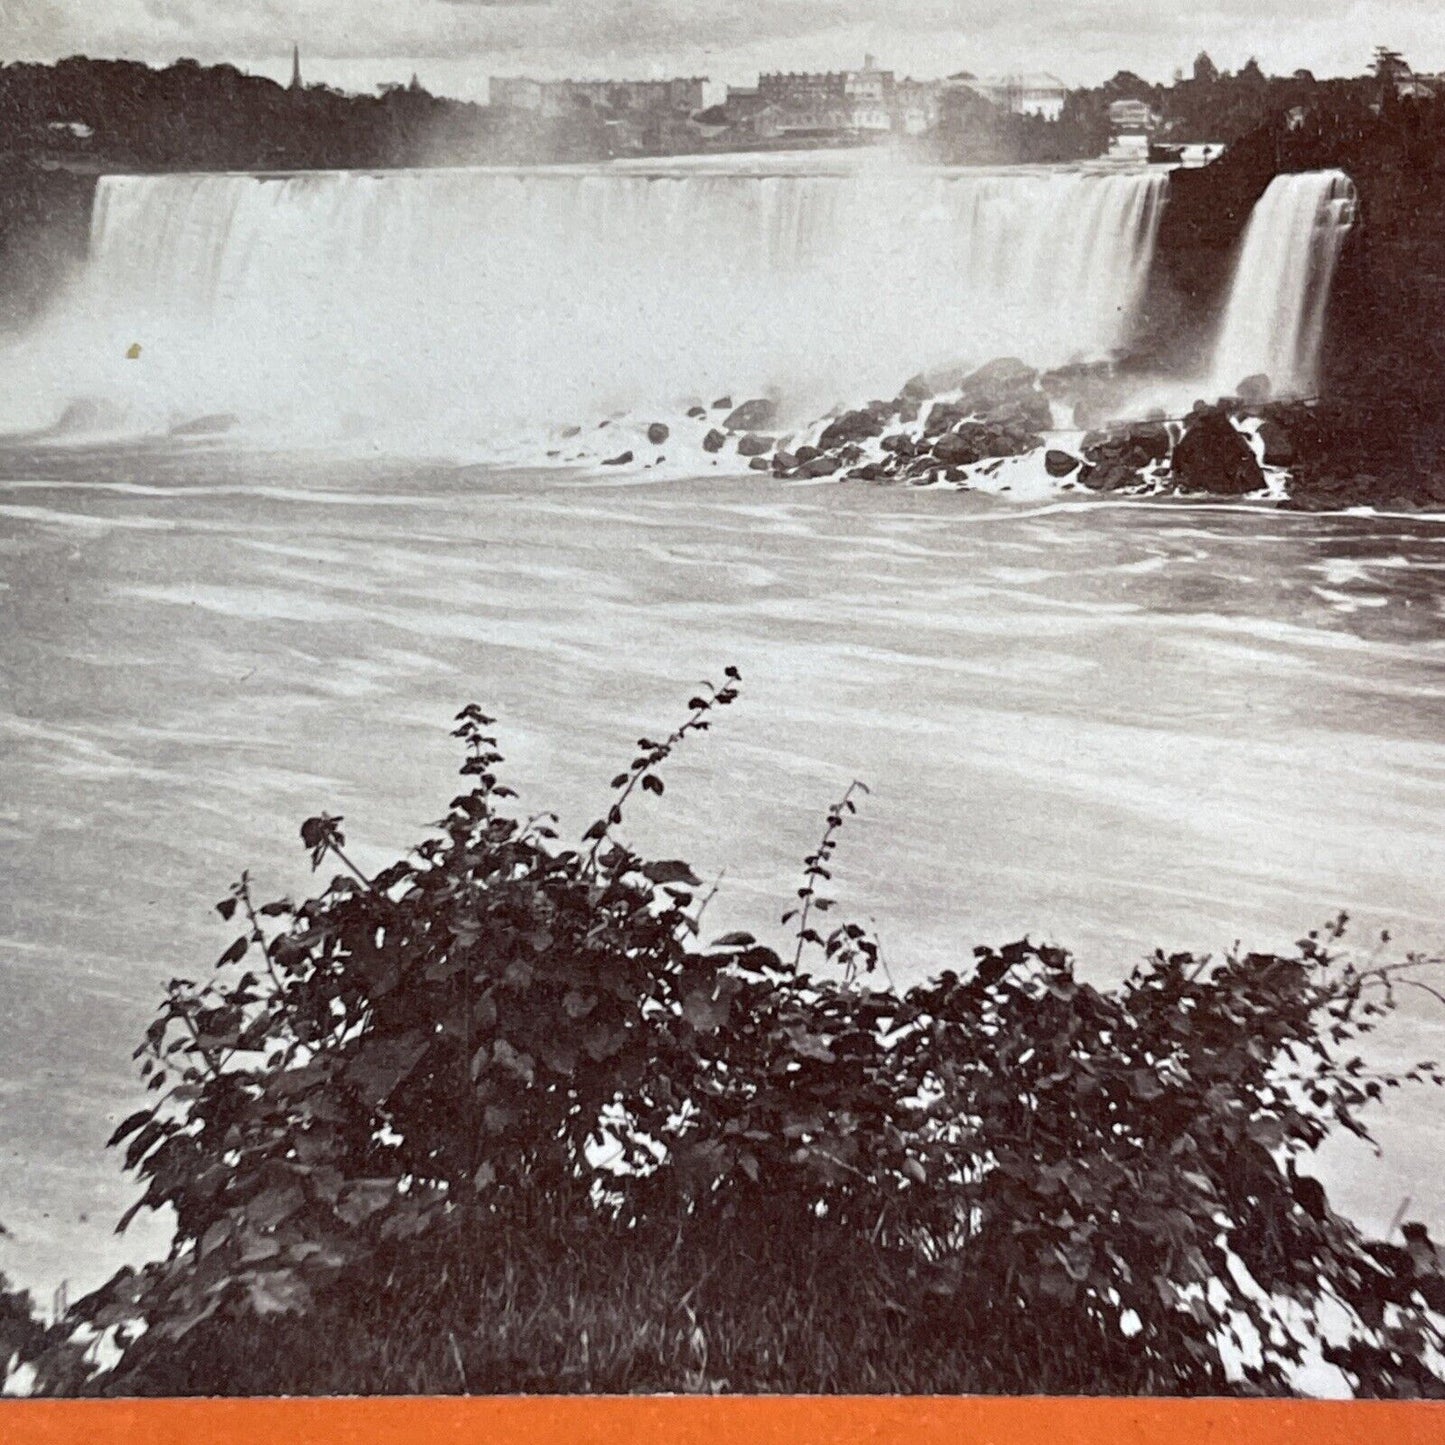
[
  {"xmin": 1254, "ymin": 418, "xmax": 1294, "ymax": 467},
  {"xmin": 647, "ymin": 422, "xmax": 670, "ymax": 445},
  {"xmin": 1170, "ymin": 413, "xmax": 1265, "ymax": 495},
  {"xmin": 801, "ymin": 454, "xmax": 841, "ymax": 477},
  {"xmin": 1078, "ymin": 459, "xmax": 1143, "ymax": 492},
  {"xmin": 957, "ymin": 357, "xmax": 1039, "ymax": 412},
  {"xmin": 818, "ymin": 403, "xmax": 890, "ymax": 449},
  {"xmin": 1081, "ymin": 421, "xmax": 1171, "ymax": 469},
  {"xmin": 702, "ymin": 428, "xmax": 726, "ymax": 453},
  {"xmin": 1044, "ymin": 449, "xmax": 1081, "ymax": 477},
  {"xmin": 737, "ymin": 432, "xmax": 774, "ymax": 456},
  {"xmin": 723, "ymin": 398, "xmax": 778, "ymax": 432},
  {"xmin": 1234, "ymin": 373, "xmax": 1272, "ymax": 405}
]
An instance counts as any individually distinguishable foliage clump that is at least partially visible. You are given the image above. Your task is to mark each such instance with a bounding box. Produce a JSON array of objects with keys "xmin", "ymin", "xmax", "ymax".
[{"xmin": 15, "ymin": 674, "xmax": 1445, "ymax": 1397}]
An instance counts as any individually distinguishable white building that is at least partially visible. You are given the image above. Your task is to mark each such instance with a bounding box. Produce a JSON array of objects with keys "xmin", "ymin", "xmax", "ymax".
[{"xmin": 953, "ymin": 73, "xmax": 1068, "ymax": 122}]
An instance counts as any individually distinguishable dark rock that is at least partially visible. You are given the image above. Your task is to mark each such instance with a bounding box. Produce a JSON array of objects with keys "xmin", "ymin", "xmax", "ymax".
[
  {"xmin": 748, "ymin": 456, "xmax": 772, "ymax": 471},
  {"xmin": 702, "ymin": 428, "xmax": 726, "ymax": 453},
  {"xmin": 1170, "ymin": 413, "xmax": 1265, "ymax": 495},
  {"xmin": 712, "ymin": 395, "xmax": 733, "ymax": 410},
  {"xmin": 801, "ymin": 455, "xmax": 841, "ymax": 477},
  {"xmin": 934, "ymin": 421, "xmax": 1040, "ymax": 466},
  {"xmin": 900, "ymin": 372, "xmax": 936, "ymax": 402},
  {"xmin": 1082, "ymin": 420, "xmax": 1171, "ymax": 473},
  {"xmin": 1235, "ymin": 373, "xmax": 1272, "ymax": 404},
  {"xmin": 819, "ymin": 406, "xmax": 888, "ymax": 449},
  {"xmin": 984, "ymin": 391, "xmax": 1052, "ymax": 431},
  {"xmin": 647, "ymin": 422, "xmax": 670, "ymax": 445},
  {"xmin": 795, "ymin": 444, "xmax": 821, "ymax": 463},
  {"xmin": 880, "ymin": 432, "xmax": 914, "ymax": 455},
  {"xmin": 932, "ymin": 430, "xmax": 982, "ymax": 466},
  {"xmin": 1254, "ymin": 419, "xmax": 1294, "ymax": 467},
  {"xmin": 924, "ymin": 400, "xmax": 968, "ymax": 436},
  {"xmin": 737, "ymin": 432, "xmax": 774, "ymax": 457},
  {"xmin": 1044, "ymin": 449, "xmax": 1081, "ymax": 477},
  {"xmin": 1078, "ymin": 460, "xmax": 1142, "ymax": 492},
  {"xmin": 602, "ymin": 450, "xmax": 634, "ymax": 466},
  {"xmin": 959, "ymin": 357, "xmax": 1038, "ymax": 401},
  {"xmin": 686, "ymin": 406, "xmax": 707, "ymax": 420},
  {"xmin": 724, "ymin": 398, "xmax": 778, "ymax": 432},
  {"xmin": 896, "ymin": 400, "xmax": 921, "ymax": 424},
  {"xmin": 773, "ymin": 450, "xmax": 799, "ymax": 471}
]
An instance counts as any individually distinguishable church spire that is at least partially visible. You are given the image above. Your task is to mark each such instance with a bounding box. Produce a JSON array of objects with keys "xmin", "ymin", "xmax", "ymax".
[{"xmin": 290, "ymin": 44, "xmax": 302, "ymax": 92}]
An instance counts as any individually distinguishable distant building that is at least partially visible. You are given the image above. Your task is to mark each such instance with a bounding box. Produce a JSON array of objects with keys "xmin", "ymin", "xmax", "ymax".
[
  {"xmin": 1107, "ymin": 97, "xmax": 1159, "ymax": 133},
  {"xmin": 489, "ymin": 75, "xmax": 708, "ymax": 117},
  {"xmin": 746, "ymin": 58, "xmax": 938, "ymax": 136},
  {"xmin": 952, "ymin": 73, "xmax": 1068, "ymax": 122},
  {"xmin": 894, "ymin": 77, "xmax": 943, "ymax": 135}
]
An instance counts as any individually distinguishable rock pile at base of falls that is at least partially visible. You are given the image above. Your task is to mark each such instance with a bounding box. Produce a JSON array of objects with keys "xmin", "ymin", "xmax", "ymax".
[{"xmin": 605, "ymin": 364, "xmax": 1442, "ymax": 511}]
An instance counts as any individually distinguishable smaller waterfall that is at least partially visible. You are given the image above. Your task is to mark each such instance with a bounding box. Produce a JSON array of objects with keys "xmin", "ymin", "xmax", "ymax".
[{"xmin": 1211, "ymin": 169, "xmax": 1356, "ymax": 399}]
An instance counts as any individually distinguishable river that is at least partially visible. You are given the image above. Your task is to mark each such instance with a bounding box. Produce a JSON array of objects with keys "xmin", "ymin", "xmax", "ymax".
[{"xmin": 0, "ymin": 438, "xmax": 1442, "ymax": 1298}]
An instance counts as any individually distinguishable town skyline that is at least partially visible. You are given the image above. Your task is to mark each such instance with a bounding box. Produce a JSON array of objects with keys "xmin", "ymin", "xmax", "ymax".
[{"xmin": 6, "ymin": 0, "xmax": 1444, "ymax": 107}]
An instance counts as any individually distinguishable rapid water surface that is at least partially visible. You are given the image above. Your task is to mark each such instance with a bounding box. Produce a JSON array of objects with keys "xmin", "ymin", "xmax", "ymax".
[{"xmin": 1, "ymin": 444, "xmax": 1443, "ymax": 1297}]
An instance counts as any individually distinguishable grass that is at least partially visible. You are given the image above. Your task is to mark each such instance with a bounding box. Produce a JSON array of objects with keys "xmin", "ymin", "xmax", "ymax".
[{"xmin": 84, "ymin": 1210, "xmax": 1221, "ymax": 1397}]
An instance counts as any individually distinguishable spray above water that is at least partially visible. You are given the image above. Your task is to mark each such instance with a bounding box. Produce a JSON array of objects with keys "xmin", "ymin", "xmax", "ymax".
[
  {"xmin": 0, "ymin": 163, "xmax": 1168, "ymax": 450},
  {"xmin": 1211, "ymin": 169, "xmax": 1356, "ymax": 399}
]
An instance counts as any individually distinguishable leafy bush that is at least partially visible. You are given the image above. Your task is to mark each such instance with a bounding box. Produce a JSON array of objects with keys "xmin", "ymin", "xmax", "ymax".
[{"xmin": 21, "ymin": 674, "xmax": 1445, "ymax": 1397}]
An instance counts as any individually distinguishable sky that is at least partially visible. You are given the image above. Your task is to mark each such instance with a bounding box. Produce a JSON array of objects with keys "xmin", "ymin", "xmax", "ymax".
[{"xmin": 5, "ymin": 0, "xmax": 1445, "ymax": 104}]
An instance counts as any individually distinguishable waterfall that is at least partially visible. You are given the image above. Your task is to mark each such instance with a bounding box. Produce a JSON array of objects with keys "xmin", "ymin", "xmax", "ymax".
[
  {"xmin": 0, "ymin": 161, "xmax": 1169, "ymax": 447},
  {"xmin": 1211, "ymin": 169, "xmax": 1356, "ymax": 400}
]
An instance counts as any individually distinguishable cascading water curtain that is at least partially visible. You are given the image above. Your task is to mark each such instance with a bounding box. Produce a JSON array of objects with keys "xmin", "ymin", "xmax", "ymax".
[{"xmin": 1211, "ymin": 169, "xmax": 1356, "ymax": 399}]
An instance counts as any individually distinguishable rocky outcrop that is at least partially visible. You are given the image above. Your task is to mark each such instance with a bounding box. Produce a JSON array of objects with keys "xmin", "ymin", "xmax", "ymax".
[
  {"xmin": 1169, "ymin": 410, "xmax": 1264, "ymax": 495},
  {"xmin": 723, "ymin": 398, "xmax": 778, "ymax": 432}
]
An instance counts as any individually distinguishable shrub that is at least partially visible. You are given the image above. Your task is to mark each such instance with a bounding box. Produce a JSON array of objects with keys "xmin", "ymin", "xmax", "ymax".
[{"xmin": 22, "ymin": 674, "xmax": 1445, "ymax": 1397}]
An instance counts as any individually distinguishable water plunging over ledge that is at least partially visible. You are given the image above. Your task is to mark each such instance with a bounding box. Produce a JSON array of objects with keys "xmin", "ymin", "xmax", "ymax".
[{"xmin": 1, "ymin": 162, "xmax": 1168, "ymax": 445}]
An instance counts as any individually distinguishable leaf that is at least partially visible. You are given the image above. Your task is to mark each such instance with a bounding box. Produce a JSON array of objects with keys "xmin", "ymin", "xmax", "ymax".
[
  {"xmin": 300, "ymin": 815, "xmax": 343, "ymax": 851},
  {"xmin": 711, "ymin": 932, "xmax": 757, "ymax": 949},
  {"xmin": 493, "ymin": 1039, "xmax": 536, "ymax": 1086},
  {"xmin": 682, "ymin": 987, "xmax": 732, "ymax": 1034},
  {"xmin": 335, "ymin": 1180, "xmax": 396, "ymax": 1227},
  {"xmin": 246, "ymin": 1269, "xmax": 312, "ymax": 1318},
  {"xmin": 563, "ymin": 990, "xmax": 598, "ymax": 1020},
  {"xmin": 218, "ymin": 936, "xmax": 249, "ymax": 967},
  {"xmin": 344, "ymin": 1035, "xmax": 430, "ymax": 1106},
  {"xmin": 215, "ymin": 898, "xmax": 238, "ymax": 921},
  {"xmin": 246, "ymin": 1183, "xmax": 305, "ymax": 1232},
  {"xmin": 641, "ymin": 775, "xmax": 664, "ymax": 795},
  {"xmin": 642, "ymin": 859, "xmax": 702, "ymax": 887},
  {"xmin": 106, "ymin": 1109, "xmax": 153, "ymax": 1149}
]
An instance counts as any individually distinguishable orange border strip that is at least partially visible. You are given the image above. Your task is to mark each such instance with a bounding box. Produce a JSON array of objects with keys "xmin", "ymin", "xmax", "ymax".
[{"xmin": 4, "ymin": 1397, "xmax": 1444, "ymax": 1445}]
